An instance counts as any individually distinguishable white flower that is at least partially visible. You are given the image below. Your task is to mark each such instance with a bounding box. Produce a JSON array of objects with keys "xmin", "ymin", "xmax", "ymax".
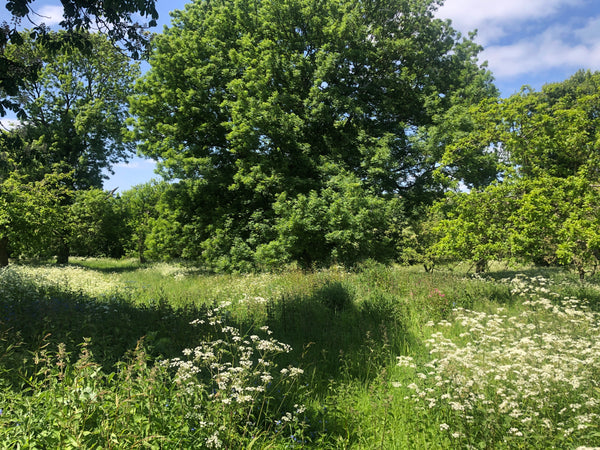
[{"xmin": 206, "ymin": 432, "xmax": 222, "ymax": 449}]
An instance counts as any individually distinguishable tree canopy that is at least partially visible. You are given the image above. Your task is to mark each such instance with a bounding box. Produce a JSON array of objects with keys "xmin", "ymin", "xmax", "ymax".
[
  {"xmin": 130, "ymin": 0, "xmax": 497, "ymax": 269},
  {"xmin": 1, "ymin": 0, "xmax": 157, "ymax": 117},
  {"xmin": 7, "ymin": 31, "xmax": 140, "ymax": 189},
  {"xmin": 430, "ymin": 71, "xmax": 600, "ymax": 277}
]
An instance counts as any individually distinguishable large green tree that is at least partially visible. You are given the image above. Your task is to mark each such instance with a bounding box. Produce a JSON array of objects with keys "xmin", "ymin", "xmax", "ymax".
[{"xmin": 130, "ymin": 0, "xmax": 496, "ymax": 269}]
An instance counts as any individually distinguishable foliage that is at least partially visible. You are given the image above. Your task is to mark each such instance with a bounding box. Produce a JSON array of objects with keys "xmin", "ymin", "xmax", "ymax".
[
  {"xmin": 429, "ymin": 175, "xmax": 600, "ymax": 278},
  {"xmin": 429, "ymin": 71, "xmax": 600, "ymax": 278},
  {"xmin": 440, "ymin": 70, "xmax": 600, "ymax": 183},
  {"xmin": 264, "ymin": 171, "xmax": 403, "ymax": 269},
  {"xmin": 1, "ymin": 0, "xmax": 157, "ymax": 116},
  {"xmin": 6, "ymin": 31, "xmax": 140, "ymax": 189},
  {"xmin": 69, "ymin": 188, "xmax": 128, "ymax": 258},
  {"xmin": 429, "ymin": 181, "xmax": 522, "ymax": 272},
  {"xmin": 129, "ymin": 0, "xmax": 496, "ymax": 269},
  {"xmin": 0, "ymin": 32, "xmax": 141, "ymax": 264},
  {"xmin": 120, "ymin": 180, "xmax": 167, "ymax": 263},
  {"xmin": 0, "ymin": 166, "xmax": 75, "ymax": 264}
]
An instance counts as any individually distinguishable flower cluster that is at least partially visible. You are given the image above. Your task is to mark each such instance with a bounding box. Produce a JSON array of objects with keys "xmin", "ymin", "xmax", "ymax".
[
  {"xmin": 396, "ymin": 275, "xmax": 600, "ymax": 446},
  {"xmin": 165, "ymin": 302, "xmax": 307, "ymax": 446}
]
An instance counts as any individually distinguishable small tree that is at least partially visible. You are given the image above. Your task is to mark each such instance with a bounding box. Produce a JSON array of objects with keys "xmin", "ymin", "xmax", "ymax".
[
  {"xmin": 263, "ymin": 172, "xmax": 403, "ymax": 269},
  {"xmin": 70, "ymin": 188, "xmax": 128, "ymax": 258},
  {"xmin": 429, "ymin": 182, "xmax": 521, "ymax": 272},
  {"xmin": 121, "ymin": 181, "xmax": 166, "ymax": 263}
]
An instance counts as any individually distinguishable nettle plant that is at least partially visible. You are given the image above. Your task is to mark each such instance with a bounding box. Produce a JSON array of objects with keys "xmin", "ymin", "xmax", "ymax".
[{"xmin": 165, "ymin": 301, "xmax": 307, "ymax": 448}]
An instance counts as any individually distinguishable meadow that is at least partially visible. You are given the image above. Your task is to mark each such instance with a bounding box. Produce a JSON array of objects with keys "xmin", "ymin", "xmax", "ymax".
[{"xmin": 0, "ymin": 259, "xmax": 599, "ymax": 448}]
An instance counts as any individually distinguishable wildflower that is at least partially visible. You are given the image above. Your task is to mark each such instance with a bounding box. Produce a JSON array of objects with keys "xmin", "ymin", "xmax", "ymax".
[
  {"xmin": 260, "ymin": 373, "xmax": 273, "ymax": 384},
  {"xmin": 508, "ymin": 427, "xmax": 523, "ymax": 437},
  {"xmin": 288, "ymin": 367, "xmax": 304, "ymax": 377},
  {"xmin": 206, "ymin": 432, "xmax": 222, "ymax": 449},
  {"xmin": 440, "ymin": 423, "xmax": 450, "ymax": 431},
  {"xmin": 396, "ymin": 355, "xmax": 416, "ymax": 368}
]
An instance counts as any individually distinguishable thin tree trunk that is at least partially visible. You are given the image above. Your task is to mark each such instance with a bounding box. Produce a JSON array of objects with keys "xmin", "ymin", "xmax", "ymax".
[
  {"xmin": 475, "ymin": 259, "xmax": 487, "ymax": 273},
  {"xmin": 56, "ymin": 239, "xmax": 69, "ymax": 265},
  {"xmin": 0, "ymin": 236, "xmax": 9, "ymax": 267},
  {"xmin": 138, "ymin": 237, "xmax": 147, "ymax": 264}
]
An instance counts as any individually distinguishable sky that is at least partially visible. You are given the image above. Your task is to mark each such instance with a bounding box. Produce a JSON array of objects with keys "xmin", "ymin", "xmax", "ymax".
[{"xmin": 2, "ymin": 0, "xmax": 600, "ymax": 192}]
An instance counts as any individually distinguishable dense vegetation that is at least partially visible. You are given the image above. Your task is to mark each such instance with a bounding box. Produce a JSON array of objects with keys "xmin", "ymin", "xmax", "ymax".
[
  {"xmin": 2, "ymin": 0, "xmax": 599, "ymax": 277},
  {"xmin": 1, "ymin": 0, "xmax": 600, "ymax": 446},
  {"xmin": 0, "ymin": 261, "xmax": 599, "ymax": 447}
]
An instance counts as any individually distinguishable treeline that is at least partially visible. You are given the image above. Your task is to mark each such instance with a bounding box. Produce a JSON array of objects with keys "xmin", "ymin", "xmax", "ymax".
[{"xmin": 1, "ymin": 0, "xmax": 600, "ymax": 277}]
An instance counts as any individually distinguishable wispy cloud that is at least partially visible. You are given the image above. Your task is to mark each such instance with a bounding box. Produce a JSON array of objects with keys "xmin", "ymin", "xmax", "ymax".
[
  {"xmin": 114, "ymin": 158, "xmax": 156, "ymax": 169},
  {"xmin": 437, "ymin": 0, "xmax": 584, "ymax": 44},
  {"xmin": 437, "ymin": 0, "xmax": 600, "ymax": 90},
  {"xmin": 483, "ymin": 26, "xmax": 600, "ymax": 78},
  {"xmin": 34, "ymin": 4, "xmax": 63, "ymax": 26}
]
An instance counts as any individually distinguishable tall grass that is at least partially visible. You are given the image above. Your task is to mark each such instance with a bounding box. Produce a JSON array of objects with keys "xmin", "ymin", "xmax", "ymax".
[{"xmin": 0, "ymin": 259, "xmax": 599, "ymax": 447}]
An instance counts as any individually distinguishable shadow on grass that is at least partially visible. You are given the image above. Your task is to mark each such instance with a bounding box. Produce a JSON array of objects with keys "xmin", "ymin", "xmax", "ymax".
[
  {"xmin": 0, "ymin": 267, "xmax": 413, "ymax": 447},
  {"xmin": 0, "ymin": 273, "xmax": 413, "ymax": 388},
  {"xmin": 69, "ymin": 262, "xmax": 145, "ymax": 274},
  {"xmin": 265, "ymin": 281, "xmax": 414, "ymax": 386},
  {"xmin": 71, "ymin": 258, "xmax": 211, "ymax": 276}
]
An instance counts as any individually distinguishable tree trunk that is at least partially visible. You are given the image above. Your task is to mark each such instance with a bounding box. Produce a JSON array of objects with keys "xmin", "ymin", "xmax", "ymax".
[
  {"xmin": 475, "ymin": 259, "xmax": 487, "ymax": 273},
  {"xmin": 56, "ymin": 239, "xmax": 70, "ymax": 265},
  {"xmin": 0, "ymin": 236, "xmax": 9, "ymax": 267},
  {"xmin": 138, "ymin": 237, "xmax": 147, "ymax": 264}
]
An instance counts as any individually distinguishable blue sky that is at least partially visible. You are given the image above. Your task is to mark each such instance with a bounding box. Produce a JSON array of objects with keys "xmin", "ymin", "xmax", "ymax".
[{"xmin": 3, "ymin": 0, "xmax": 600, "ymax": 191}]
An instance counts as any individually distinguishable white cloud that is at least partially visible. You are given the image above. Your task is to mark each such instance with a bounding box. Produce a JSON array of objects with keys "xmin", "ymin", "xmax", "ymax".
[
  {"xmin": 35, "ymin": 4, "xmax": 63, "ymax": 26},
  {"xmin": 435, "ymin": 0, "xmax": 600, "ymax": 91},
  {"xmin": 481, "ymin": 18, "xmax": 600, "ymax": 78},
  {"xmin": 575, "ymin": 16, "xmax": 600, "ymax": 44},
  {"xmin": 437, "ymin": 0, "xmax": 583, "ymax": 44},
  {"xmin": 481, "ymin": 22, "xmax": 600, "ymax": 78},
  {"xmin": 114, "ymin": 158, "xmax": 156, "ymax": 169},
  {"xmin": 0, "ymin": 118, "xmax": 21, "ymax": 130}
]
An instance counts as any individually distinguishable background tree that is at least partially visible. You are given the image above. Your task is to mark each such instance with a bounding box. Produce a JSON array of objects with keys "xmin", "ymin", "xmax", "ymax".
[
  {"xmin": 70, "ymin": 188, "xmax": 128, "ymax": 259},
  {"xmin": 7, "ymin": 31, "xmax": 140, "ymax": 190},
  {"xmin": 439, "ymin": 70, "xmax": 600, "ymax": 184},
  {"xmin": 0, "ymin": 163, "xmax": 75, "ymax": 266},
  {"xmin": 429, "ymin": 71, "xmax": 600, "ymax": 277},
  {"xmin": 261, "ymin": 172, "xmax": 404, "ymax": 269},
  {"xmin": 1, "ymin": 0, "xmax": 157, "ymax": 117},
  {"xmin": 120, "ymin": 181, "xmax": 166, "ymax": 263},
  {"xmin": 130, "ymin": 0, "xmax": 496, "ymax": 269},
  {"xmin": 429, "ymin": 181, "xmax": 521, "ymax": 272}
]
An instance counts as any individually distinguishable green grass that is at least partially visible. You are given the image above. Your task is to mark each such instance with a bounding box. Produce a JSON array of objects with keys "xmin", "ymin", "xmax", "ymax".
[{"xmin": 0, "ymin": 259, "xmax": 599, "ymax": 448}]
